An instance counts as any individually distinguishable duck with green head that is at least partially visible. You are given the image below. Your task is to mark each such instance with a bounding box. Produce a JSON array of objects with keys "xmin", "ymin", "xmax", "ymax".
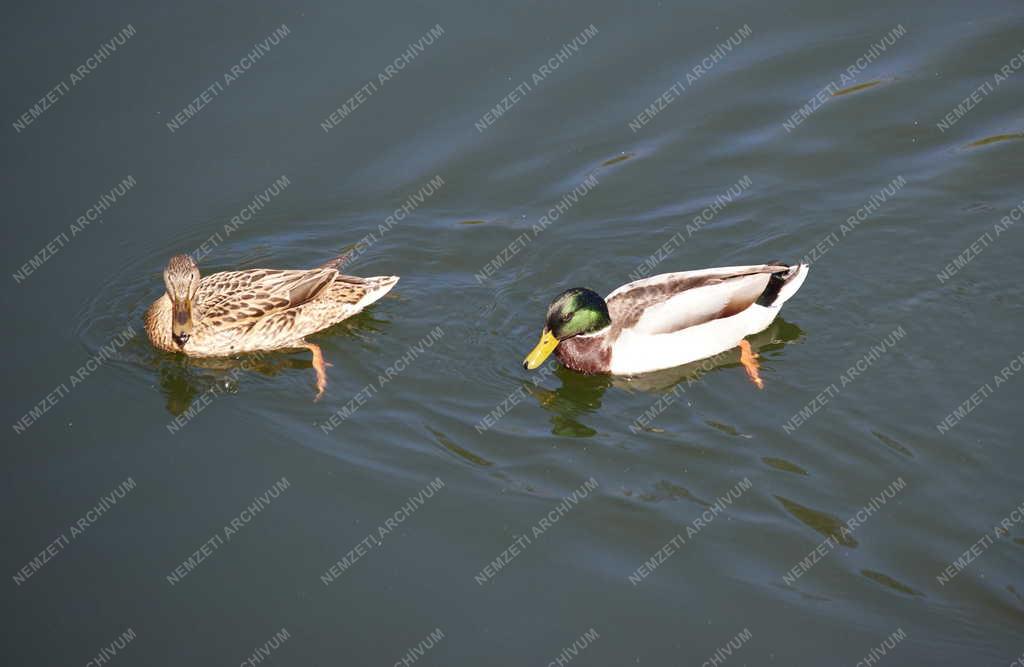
[
  {"xmin": 523, "ymin": 288, "xmax": 612, "ymax": 373},
  {"xmin": 523, "ymin": 263, "xmax": 809, "ymax": 380}
]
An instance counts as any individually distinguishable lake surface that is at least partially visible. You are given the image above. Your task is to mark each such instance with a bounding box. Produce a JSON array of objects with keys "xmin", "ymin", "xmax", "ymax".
[{"xmin": 4, "ymin": 0, "xmax": 1023, "ymax": 664}]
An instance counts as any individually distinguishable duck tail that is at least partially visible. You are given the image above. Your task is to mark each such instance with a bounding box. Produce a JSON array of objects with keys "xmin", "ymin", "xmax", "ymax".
[
  {"xmin": 355, "ymin": 275, "xmax": 400, "ymax": 308},
  {"xmin": 756, "ymin": 263, "xmax": 809, "ymax": 307}
]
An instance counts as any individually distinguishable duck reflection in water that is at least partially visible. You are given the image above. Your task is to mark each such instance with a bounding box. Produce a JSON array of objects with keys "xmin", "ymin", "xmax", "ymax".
[
  {"xmin": 155, "ymin": 312, "xmax": 390, "ymax": 417},
  {"xmin": 524, "ymin": 318, "xmax": 804, "ymax": 437},
  {"xmin": 156, "ymin": 353, "xmax": 306, "ymax": 417}
]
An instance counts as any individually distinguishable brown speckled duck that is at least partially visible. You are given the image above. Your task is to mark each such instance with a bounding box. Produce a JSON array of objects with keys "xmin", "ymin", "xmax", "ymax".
[{"xmin": 145, "ymin": 251, "xmax": 398, "ymax": 399}]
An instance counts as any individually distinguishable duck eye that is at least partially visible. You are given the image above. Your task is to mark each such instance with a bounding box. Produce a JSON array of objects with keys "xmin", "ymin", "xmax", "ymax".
[{"xmin": 561, "ymin": 312, "xmax": 572, "ymax": 323}]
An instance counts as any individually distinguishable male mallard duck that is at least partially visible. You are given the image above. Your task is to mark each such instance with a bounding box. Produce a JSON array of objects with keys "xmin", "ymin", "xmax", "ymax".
[
  {"xmin": 523, "ymin": 263, "xmax": 808, "ymax": 384},
  {"xmin": 145, "ymin": 251, "xmax": 398, "ymax": 399}
]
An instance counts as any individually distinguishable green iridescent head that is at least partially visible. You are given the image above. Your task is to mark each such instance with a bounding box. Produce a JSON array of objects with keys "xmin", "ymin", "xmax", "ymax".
[{"xmin": 523, "ymin": 288, "xmax": 611, "ymax": 369}]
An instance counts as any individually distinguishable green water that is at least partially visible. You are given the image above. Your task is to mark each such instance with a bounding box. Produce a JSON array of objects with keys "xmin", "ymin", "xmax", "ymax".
[{"xmin": 4, "ymin": 1, "xmax": 1023, "ymax": 664}]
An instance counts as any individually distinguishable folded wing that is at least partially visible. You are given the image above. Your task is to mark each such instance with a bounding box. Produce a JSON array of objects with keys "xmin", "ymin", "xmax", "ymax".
[
  {"xmin": 606, "ymin": 264, "xmax": 788, "ymax": 335},
  {"xmin": 196, "ymin": 267, "xmax": 338, "ymax": 328}
]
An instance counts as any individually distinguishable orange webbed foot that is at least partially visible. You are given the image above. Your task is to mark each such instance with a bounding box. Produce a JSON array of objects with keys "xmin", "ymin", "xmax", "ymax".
[
  {"xmin": 738, "ymin": 339, "xmax": 764, "ymax": 390},
  {"xmin": 302, "ymin": 342, "xmax": 329, "ymax": 401}
]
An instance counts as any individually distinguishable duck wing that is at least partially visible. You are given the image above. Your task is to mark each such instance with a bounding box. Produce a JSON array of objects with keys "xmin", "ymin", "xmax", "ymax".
[
  {"xmin": 195, "ymin": 267, "xmax": 338, "ymax": 329},
  {"xmin": 606, "ymin": 264, "xmax": 790, "ymax": 336}
]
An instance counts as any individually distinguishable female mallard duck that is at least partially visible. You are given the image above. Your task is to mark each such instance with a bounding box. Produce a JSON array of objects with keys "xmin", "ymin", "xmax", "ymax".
[
  {"xmin": 145, "ymin": 251, "xmax": 398, "ymax": 399},
  {"xmin": 523, "ymin": 263, "xmax": 808, "ymax": 385}
]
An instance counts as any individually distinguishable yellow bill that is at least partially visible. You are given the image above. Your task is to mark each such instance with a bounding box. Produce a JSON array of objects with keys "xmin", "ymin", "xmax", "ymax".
[{"xmin": 523, "ymin": 328, "xmax": 559, "ymax": 370}]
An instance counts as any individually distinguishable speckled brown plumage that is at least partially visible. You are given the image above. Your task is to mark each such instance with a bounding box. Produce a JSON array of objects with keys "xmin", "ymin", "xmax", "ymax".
[{"xmin": 145, "ymin": 256, "xmax": 398, "ymax": 357}]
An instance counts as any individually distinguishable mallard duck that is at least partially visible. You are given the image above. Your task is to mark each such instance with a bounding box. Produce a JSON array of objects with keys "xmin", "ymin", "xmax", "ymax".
[
  {"xmin": 523, "ymin": 263, "xmax": 809, "ymax": 384},
  {"xmin": 145, "ymin": 251, "xmax": 398, "ymax": 399}
]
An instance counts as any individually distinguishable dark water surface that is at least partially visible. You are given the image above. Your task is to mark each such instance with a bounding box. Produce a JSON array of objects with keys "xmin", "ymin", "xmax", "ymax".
[{"xmin": 4, "ymin": 1, "xmax": 1023, "ymax": 664}]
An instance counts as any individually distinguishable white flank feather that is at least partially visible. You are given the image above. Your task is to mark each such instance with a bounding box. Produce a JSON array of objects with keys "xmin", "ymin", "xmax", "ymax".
[{"xmin": 607, "ymin": 264, "xmax": 809, "ymax": 375}]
